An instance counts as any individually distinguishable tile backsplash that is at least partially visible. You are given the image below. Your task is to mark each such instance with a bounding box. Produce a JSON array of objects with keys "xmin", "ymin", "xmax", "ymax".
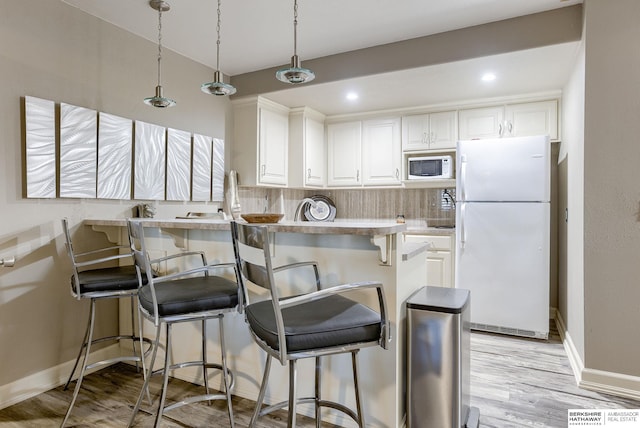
[{"xmin": 233, "ymin": 186, "xmax": 455, "ymax": 227}]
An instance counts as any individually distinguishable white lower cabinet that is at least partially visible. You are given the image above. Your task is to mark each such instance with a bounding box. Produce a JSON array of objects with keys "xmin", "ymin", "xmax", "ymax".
[{"xmin": 404, "ymin": 233, "xmax": 455, "ymax": 287}]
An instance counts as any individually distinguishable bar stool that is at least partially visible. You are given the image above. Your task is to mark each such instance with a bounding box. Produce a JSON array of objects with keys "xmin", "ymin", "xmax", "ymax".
[
  {"xmin": 127, "ymin": 219, "xmax": 240, "ymax": 428},
  {"xmin": 229, "ymin": 221, "xmax": 389, "ymax": 428},
  {"xmin": 60, "ymin": 218, "xmax": 151, "ymax": 427}
]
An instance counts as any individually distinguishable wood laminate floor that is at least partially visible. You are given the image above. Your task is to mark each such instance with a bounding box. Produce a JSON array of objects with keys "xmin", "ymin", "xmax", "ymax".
[{"xmin": 1, "ymin": 323, "xmax": 638, "ymax": 427}]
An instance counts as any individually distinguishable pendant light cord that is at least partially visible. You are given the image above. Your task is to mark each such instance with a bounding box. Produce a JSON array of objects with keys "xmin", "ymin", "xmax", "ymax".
[
  {"xmin": 156, "ymin": 7, "xmax": 163, "ymax": 87},
  {"xmin": 293, "ymin": 0, "xmax": 298, "ymax": 57},
  {"xmin": 216, "ymin": 0, "xmax": 221, "ymax": 72}
]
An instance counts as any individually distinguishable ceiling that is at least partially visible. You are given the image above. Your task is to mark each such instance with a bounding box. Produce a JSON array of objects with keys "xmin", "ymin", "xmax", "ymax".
[{"xmin": 61, "ymin": 0, "xmax": 583, "ymax": 115}]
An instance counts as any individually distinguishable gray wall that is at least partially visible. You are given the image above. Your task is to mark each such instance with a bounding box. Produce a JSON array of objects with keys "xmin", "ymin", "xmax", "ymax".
[
  {"xmin": 0, "ymin": 0, "xmax": 230, "ymax": 393},
  {"xmin": 559, "ymin": 25, "xmax": 586, "ymax": 360},
  {"xmin": 558, "ymin": 0, "xmax": 640, "ymax": 381},
  {"xmin": 582, "ymin": 0, "xmax": 640, "ymax": 375}
]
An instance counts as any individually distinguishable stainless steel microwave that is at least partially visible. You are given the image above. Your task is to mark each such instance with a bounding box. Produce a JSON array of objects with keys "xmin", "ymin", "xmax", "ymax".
[{"xmin": 407, "ymin": 155, "xmax": 453, "ymax": 179}]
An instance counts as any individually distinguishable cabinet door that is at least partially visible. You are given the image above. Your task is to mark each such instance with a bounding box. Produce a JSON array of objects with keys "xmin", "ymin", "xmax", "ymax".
[
  {"xmin": 402, "ymin": 114, "xmax": 430, "ymax": 151},
  {"xmin": 427, "ymin": 251, "xmax": 453, "ymax": 287},
  {"xmin": 505, "ymin": 100, "xmax": 558, "ymax": 140},
  {"xmin": 259, "ymin": 107, "xmax": 288, "ymax": 186},
  {"xmin": 304, "ymin": 117, "xmax": 325, "ymax": 187},
  {"xmin": 405, "ymin": 234, "xmax": 454, "ymax": 287},
  {"xmin": 458, "ymin": 106, "xmax": 505, "ymax": 140},
  {"xmin": 327, "ymin": 122, "xmax": 362, "ymax": 186},
  {"xmin": 428, "ymin": 111, "xmax": 457, "ymax": 150},
  {"xmin": 362, "ymin": 118, "xmax": 401, "ymax": 186}
]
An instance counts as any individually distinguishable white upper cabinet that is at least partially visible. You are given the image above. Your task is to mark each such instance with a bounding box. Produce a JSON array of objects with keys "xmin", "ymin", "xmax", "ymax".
[
  {"xmin": 232, "ymin": 96, "xmax": 289, "ymax": 187},
  {"xmin": 289, "ymin": 107, "xmax": 326, "ymax": 188},
  {"xmin": 506, "ymin": 100, "xmax": 558, "ymax": 140},
  {"xmin": 458, "ymin": 100, "xmax": 558, "ymax": 141},
  {"xmin": 362, "ymin": 118, "xmax": 402, "ymax": 185},
  {"xmin": 327, "ymin": 121, "xmax": 362, "ymax": 187},
  {"xmin": 259, "ymin": 107, "xmax": 289, "ymax": 185},
  {"xmin": 458, "ymin": 106, "xmax": 505, "ymax": 140},
  {"xmin": 402, "ymin": 111, "xmax": 457, "ymax": 151},
  {"xmin": 328, "ymin": 118, "xmax": 402, "ymax": 187}
]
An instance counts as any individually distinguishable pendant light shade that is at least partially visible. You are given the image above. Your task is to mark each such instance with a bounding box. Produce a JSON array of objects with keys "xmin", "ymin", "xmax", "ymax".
[
  {"xmin": 144, "ymin": 0, "xmax": 176, "ymax": 108},
  {"xmin": 276, "ymin": 0, "xmax": 315, "ymax": 84},
  {"xmin": 201, "ymin": 0, "xmax": 236, "ymax": 96}
]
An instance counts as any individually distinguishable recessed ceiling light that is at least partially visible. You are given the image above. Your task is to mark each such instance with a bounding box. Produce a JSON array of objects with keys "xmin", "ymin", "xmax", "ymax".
[
  {"xmin": 346, "ymin": 92, "xmax": 359, "ymax": 101},
  {"xmin": 481, "ymin": 72, "xmax": 496, "ymax": 82}
]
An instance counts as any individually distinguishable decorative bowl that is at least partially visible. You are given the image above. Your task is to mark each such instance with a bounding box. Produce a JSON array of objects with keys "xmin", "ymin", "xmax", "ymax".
[{"xmin": 240, "ymin": 213, "xmax": 284, "ymax": 224}]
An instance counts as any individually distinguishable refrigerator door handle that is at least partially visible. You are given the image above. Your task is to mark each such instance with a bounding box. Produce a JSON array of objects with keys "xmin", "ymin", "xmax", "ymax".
[
  {"xmin": 459, "ymin": 203, "xmax": 466, "ymax": 250},
  {"xmin": 459, "ymin": 154, "xmax": 467, "ymax": 201}
]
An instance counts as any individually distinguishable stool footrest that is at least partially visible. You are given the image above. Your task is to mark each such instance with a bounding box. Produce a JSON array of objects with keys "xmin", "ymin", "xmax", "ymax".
[{"xmin": 258, "ymin": 397, "xmax": 359, "ymax": 424}]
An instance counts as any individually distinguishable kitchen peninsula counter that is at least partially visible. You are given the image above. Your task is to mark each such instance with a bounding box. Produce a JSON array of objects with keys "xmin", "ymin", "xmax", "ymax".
[
  {"xmin": 84, "ymin": 217, "xmax": 426, "ymax": 428},
  {"xmin": 84, "ymin": 217, "xmax": 406, "ymax": 235}
]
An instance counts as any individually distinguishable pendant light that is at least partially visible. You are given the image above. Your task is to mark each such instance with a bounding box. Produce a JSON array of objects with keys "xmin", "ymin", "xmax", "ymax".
[
  {"xmin": 201, "ymin": 0, "xmax": 237, "ymax": 96},
  {"xmin": 276, "ymin": 0, "xmax": 315, "ymax": 84},
  {"xmin": 144, "ymin": 0, "xmax": 176, "ymax": 108}
]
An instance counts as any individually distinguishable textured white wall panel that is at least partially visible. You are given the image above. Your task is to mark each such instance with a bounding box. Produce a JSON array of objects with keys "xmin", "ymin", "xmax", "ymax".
[
  {"xmin": 134, "ymin": 121, "xmax": 166, "ymax": 200},
  {"xmin": 25, "ymin": 96, "xmax": 56, "ymax": 198},
  {"xmin": 166, "ymin": 128, "xmax": 192, "ymax": 201},
  {"xmin": 212, "ymin": 138, "xmax": 225, "ymax": 202},
  {"xmin": 97, "ymin": 112, "xmax": 132, "ymax": 200},
  {"xmin": 59, "ymin": 103, "xmax": 97, "ymax": 198},
  {"xmin": 192, "ymin": 134, "xmax": 212, "ymax": 202}
]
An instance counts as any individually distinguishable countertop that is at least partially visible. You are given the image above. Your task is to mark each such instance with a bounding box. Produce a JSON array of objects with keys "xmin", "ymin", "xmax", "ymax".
[
  {"xmin": 404, "ymin": 226, "xmax": 455, "ymax": 236},
  {"xmin": 84, "ymin": 218, "xmax": 407, "ymax": 236}
]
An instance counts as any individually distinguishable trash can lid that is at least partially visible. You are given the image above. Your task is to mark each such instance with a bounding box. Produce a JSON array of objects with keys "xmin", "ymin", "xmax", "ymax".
[{"xmin": 406, "ymin": 286, "xmax": 470, "ymax": 314}]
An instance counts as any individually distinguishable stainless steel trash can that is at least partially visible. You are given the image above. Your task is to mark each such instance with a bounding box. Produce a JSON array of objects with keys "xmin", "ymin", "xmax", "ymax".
[{"xmin": 406, "ymin": 286, "xmax": 479, "ymax": 428}]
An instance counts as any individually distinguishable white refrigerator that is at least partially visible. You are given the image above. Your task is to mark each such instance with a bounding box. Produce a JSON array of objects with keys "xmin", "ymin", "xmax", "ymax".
[{"xmin": 455, "ymin": 135, "xmax": 550, "ymax": 339}]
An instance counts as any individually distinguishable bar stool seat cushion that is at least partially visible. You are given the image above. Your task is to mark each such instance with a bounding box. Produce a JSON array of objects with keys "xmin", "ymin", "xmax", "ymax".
[
  {"xmin": 74, "ymin": 266, "xmax": 142, "ymax": 294},
  {"xmin": 246, "ymin": 294, "xmax": 381, "ymax": 353},
  {"xmin": 138, "ymin": 276, "xmax": 238, "ymax": 317}
]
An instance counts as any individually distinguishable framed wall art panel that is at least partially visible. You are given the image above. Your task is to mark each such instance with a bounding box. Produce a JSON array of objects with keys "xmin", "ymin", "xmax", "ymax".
[
  {"xmin": 24, "ymin": 96, "xmax": 56, "ymax": 198},
  {"xmin": 97, "ymin": 112, "xmax": 132, "ymax": 199},
  {"xmin": 59, "ymin": 103, "xmax": 97, "ymax": 198},
  {"xmin": 166, "ymin": 128, "xmax": 192, "ymax": 201},
  {"xmin": 134, "ymin": 121, "xmax": 166, "ymax": 201}
]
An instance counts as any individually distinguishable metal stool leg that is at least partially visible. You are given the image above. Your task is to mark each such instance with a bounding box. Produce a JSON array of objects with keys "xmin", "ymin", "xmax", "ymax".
[
  {"xmin": 249, "ymin": 354, "xmax": 272, "ymax": 427},
  {"xmin": 154, "ymin": 323, "xmax": 172, "ymax": 427},
  {"xmin": 288, "ymin": 359, "xmax": 298, "ymax": 428},
  {"xmin": 128, "ymin": 323, "xmax": 162, "ymax": 428},
  {"xmin": 352, "ymin": 350, "xmax": 365, "ymax": 428},
  {"xmin": 61, "ymin": 299, "xmax": 97, "ymax": 427},
  {"xmin": 315, "ymin": 356, "xmax": 321, "ymax": 428},
  {"xmin": 63, "ymin": 308, "xmax": 92, "ymax": 391},
  {"xmin": 218, "ymin": 316, "xmax": 235, "ymax": 428},
  {"xmin": 202, "ymin": 319, "xmax": 211, "ymax": 404}
]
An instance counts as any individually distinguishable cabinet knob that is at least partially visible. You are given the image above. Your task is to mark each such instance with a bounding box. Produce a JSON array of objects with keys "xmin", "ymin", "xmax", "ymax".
[
  {"xmin": 261, "ymin": 164, "xmax": 266, "ymax": 176},
  {"xmin": 307, "ymin": 168, "xmax": 311, "ymax": 179},
  {"xmin": 395, "ymin": 168, "xmax": 399, "ymax": 179}
]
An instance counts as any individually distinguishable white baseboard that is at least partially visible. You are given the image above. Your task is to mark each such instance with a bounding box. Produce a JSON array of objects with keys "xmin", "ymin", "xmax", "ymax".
[
  {"xmin": 555, "ymin": 312, "xmax": 640, "ymax": 402},
  {"xmin": 0, "ymin": 344, "xmax": 120, "ymax": 410},
  {"xmin": 581, "ymin": 369, "xmax": 640, "ymax": 402}
]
